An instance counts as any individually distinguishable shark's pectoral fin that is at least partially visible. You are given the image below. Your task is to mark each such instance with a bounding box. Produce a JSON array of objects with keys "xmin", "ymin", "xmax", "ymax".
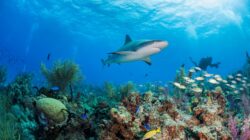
[
  {"xmin": 108, "ymin": 51, "xmax": 133, "ymax": 55},
  {"xmin": 142, "ymin": 57, "xmax": 152, "ymax": 65}
]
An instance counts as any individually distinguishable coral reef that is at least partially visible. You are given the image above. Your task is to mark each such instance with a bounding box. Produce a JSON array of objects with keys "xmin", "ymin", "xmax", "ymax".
[{"xmin": 1, "ymin": 58, "xmax": 250, "ymax": 140}]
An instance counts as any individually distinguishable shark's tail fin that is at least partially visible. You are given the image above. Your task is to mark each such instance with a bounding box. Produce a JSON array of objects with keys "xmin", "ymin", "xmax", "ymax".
[
  {"xmin": 101, "ymin": 59, "xmax": 110, "ymax": 67},
  {"xmin": 101, "ymin": 59, "xmax": 106, "ymax": 67}
]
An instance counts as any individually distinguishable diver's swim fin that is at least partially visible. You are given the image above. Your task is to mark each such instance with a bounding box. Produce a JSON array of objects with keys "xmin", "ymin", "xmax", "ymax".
[{"xmin": 211, "ymin": 62, "xmax": 221, "ymax": 68}]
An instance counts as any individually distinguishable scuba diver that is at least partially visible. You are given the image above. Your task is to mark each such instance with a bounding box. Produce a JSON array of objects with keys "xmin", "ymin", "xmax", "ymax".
[{"xmin": 189, "ymin": 56, "xmax": 221, "ymax": 71}]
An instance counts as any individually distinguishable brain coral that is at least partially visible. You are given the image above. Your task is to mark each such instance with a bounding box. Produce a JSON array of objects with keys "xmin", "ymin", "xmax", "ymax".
[{"xmin": 36, "ymin": 98, "xmax": 68, "ymax": 123}]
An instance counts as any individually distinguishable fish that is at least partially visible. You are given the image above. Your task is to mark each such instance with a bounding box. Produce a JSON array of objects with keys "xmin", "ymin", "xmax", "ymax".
[
  {"xmin": 143, "ymin": 123, "xmax": 151, "ymax": 131},
  {"xmin": 231, "ymin": 80, "xmax": 237, "ymax": 84},
  {"xmin": 236, "ymin": 73, "xmax": 242, "ymax": 77},
  {"xmin": 191, "ymin": 83, "xmax": 198, "ymax": 87},
  {"xmin": 236, "ymin": 78, "xmax": 241, "ymax": 81},
  {"xmin": 102, "ymin": 35, "xmax": 168, "ymax": 66},
  {"xmin": 208, "ymin": 78, "xmax": 219, "ymax": 85},
  {"xmin": 203, "ymin": 72, "xmax": 213, "ymax": 78},
  {"xmin": 192, "ymin": 87, "xmax": 202, "ymax": 93},
  {"xmin": 222, "ymin": 80, "xmax": 228, "ymax": 84},
  {"xmin": 215, "ymin": 76, "xmax": 223, "ymax": 82},
  {"xmin": 50, "ymin": 86, "xmax": 60, "ymax": 91},
  {"xmin": 173, "ymin": 82, "xmax": 181, "ymax": 88},
  {"xmin": 230, "ymin": 85, "xmax": 236, "ymax": 89},
  {"xmin": 81, "ymin": 113, "xmax": 88, "ymax": 120},
  {"xmin": 228, "ymin": 75, "xmax": 234, "ymax": 79},
  {"xmin": 194, "ymin": 67, "xmax": 202, "ymax": 71},
  {"xmin": 195, "ymin": 77, "xmax": 204, "ymax": 81},
  {"xmin": 136, "ymin": 106, "xmax": 140, "ymax": 114},
  {"xmin": 142, "ymin": 127, "xmax": 161, "ymax": 140},
  {"xmin": 189, "ymin": 68, "xmax": 196, "ymax": 73},
  {"xmin": 136, "ymin": 106, "xmax": 143, "ymax": 114},
  {"xmin": 81, "ymin": 109, "xmax": 89, "ymax": 120}
]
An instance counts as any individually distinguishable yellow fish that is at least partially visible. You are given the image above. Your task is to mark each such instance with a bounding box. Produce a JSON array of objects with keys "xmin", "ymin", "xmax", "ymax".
[{"xmin": 142, "ymin": 128, "xmax": 161, "ymax": 140}]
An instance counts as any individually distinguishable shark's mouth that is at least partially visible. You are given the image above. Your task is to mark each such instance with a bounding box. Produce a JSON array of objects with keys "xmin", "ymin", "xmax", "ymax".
[
  {"xmin": 152, "ymin": 41, "xmax": 168, "ymax": 50},
  {"xmin": 140, "ymin": 40, "xmax": 168, "ymax": 50}
]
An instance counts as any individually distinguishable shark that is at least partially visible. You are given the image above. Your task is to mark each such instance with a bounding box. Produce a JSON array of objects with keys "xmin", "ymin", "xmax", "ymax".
[{"xmin": 102, "ymin": 35, "xmax": 168, "ymax": 66}]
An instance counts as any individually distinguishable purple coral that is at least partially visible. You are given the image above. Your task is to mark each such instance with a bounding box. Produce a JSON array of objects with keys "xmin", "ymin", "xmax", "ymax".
[
  {"xmin": 241, "ymin": 117, "xmax": 250, "ymax": 140},
  {"xmin": 241, "ymin": 129, "xmax": 250, "ymax": 140},
  {"xmin": 228, "ymin": 116, "xmax": 238, "ymax": 140}
]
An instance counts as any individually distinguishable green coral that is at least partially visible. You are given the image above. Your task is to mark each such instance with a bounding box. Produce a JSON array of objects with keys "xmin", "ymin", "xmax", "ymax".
[{"xmin": 41, "ymin": 60, "xmax": 82, "ymax": 91}]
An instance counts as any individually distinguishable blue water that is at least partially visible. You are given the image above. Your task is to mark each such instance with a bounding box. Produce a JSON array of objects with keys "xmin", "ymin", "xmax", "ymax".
[{"xmin": 0, "ymin": 0, "xmax": 250, "ymax": 85}]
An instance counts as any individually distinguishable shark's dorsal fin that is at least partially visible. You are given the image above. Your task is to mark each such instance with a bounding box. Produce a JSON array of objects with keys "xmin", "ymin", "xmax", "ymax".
[
  {"xmin": 142, "ymin": 57, "xmax": 152, "ymax": 65},
  {"xmin": 108, "ymin": 51, "xmax": 133, "ymax": 55},
  {"xmin": 124, "ymin": 34, "xmax": 132, "ymax": 45}
]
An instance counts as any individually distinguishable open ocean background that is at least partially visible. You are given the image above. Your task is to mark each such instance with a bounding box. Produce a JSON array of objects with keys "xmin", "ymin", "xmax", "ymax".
[{"xmin": 0, "ymin": 0, "xmax": 250, "ymax": 85}]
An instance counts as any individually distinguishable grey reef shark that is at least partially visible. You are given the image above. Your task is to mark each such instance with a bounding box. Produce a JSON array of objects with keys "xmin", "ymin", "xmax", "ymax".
[{"xmin": 102, "ymin": 35, "xmax": 168, "ymax": 66}]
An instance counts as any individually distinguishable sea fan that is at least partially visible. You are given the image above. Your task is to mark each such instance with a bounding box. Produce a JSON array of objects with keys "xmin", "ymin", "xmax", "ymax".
[{"xmin": 41, "ymin": 60, "xmax": 83, "ymax": 91}]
